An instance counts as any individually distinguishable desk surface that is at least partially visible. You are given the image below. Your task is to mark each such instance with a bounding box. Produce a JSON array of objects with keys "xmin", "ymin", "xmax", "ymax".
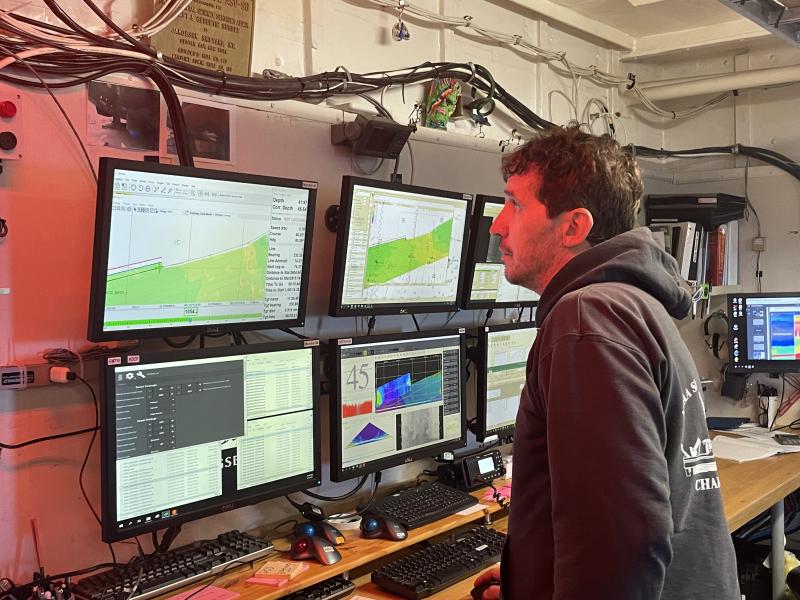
[
  {"xmin": 718, "ymin": 449, "xmax": 800, "ymax": 531},
  {"xmin": 202, "ymin": 486, "xmax": 505, "ymax": 600}
]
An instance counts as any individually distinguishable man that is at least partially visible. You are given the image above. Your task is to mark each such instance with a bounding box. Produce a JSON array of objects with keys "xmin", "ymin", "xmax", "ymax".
[{"xmin": 473, "ymin": 126, "xmax": 739, "ymax": 599}]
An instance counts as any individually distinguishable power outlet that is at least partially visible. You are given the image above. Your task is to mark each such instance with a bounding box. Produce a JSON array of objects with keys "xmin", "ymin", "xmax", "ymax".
[
  {"xmin": 0, "ymin": 364, "xmax": 53, "ymax": 389},
  {"xmin": 752, "ymin": 236, "xmax": 767, "ymax": 252}
]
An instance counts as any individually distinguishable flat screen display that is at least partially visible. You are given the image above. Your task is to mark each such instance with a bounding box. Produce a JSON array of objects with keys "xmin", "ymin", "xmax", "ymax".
[
  {"xmin": 330, "ymin": 330, "xmax": 467, "ymax": 481},
  {"xmin": 329, "ymin": 176, "xmax": 471, "ymax": 316},
  {"xmin": 88, "ymin": 158, "xmax": 316, "ymax": 340},
  {"xmin": 100, "ymin": 341, "xmax": 321, "ymax": 542},
  {"xmin": 476, "ymin": 322, "xmax": 538, "ymax": 441},
  {"xmin": 729, "ymin": 293, "xmax": 800, "ymax": 373}
]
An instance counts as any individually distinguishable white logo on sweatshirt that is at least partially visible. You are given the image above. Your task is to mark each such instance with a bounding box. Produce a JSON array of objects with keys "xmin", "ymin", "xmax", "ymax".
[{"xmin": 680, "ymin": 378, "xmax": 719, "ymax": 491}]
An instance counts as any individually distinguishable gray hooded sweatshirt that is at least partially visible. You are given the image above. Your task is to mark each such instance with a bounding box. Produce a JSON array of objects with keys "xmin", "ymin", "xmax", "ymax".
[{"xmin": 500, "ymin": 227, "xmax": 739, "ymax": 600}]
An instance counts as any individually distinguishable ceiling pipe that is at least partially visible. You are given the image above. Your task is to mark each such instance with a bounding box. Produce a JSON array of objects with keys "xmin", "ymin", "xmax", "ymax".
[{"xmin": 626, "ymin": 63, "xmax": 800, "ymax": 102}]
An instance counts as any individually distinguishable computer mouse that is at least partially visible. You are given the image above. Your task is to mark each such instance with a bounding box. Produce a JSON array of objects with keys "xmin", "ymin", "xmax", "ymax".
[
  {"xmin": 470, "ymin": 580, "xmax": 500, "ymax": 600},
  {"xmin": 293, "ymin": 521, "xmax": 346, "ymax": 546},
  {"xmin": 290, "ymin": 535, "xmax": 342, "ymax": 565},
  {"xmin": 360, "ymin": 514, "xmax": 408, "ymax": 541}
]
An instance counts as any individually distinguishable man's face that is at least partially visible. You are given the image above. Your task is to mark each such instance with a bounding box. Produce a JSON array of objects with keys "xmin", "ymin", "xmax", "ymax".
[{"xmin": 489, "ymin": 168, "xmax": 562, "ymax": 294}]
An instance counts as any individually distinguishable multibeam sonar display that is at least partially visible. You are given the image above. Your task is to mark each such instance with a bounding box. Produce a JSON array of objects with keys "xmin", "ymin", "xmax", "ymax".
[
  {"xmin": 348, "ymin": 422, "xmax": 390, "ymax": 447},
  {"xmin": 375, "ymin": 356, "xmax": 443, "ymax": 412}
]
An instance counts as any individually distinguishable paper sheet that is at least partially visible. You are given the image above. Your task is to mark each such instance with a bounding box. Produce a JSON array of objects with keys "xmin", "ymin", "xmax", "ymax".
[
  {"xmin": 168, "ymin": 586, "xmax": 239, "ymax": 600},
  {"xmin": 712, "ymin": 435, "xmax": 783, "ymax": 462},
  {"xmin": 457, "ymin": 503, "xmax": 487, "ymax": 516}
]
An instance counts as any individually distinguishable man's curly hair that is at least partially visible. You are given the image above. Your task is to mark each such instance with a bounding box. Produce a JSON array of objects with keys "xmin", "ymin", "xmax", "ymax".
[{"xmin": 502, "ymin": 125, "xmax": 642, "ymax": 245}]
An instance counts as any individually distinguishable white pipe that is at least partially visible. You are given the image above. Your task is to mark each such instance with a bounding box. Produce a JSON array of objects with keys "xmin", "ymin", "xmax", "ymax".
[{"xmin": 627, "ymin": 64, "xmax": 800, "ymax": 102}]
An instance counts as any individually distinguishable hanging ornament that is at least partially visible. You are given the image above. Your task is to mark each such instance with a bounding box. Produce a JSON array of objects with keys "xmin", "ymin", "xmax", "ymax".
[{"xmin": 392, "ymin": 1, "xmax": 410, "ymax": 41}]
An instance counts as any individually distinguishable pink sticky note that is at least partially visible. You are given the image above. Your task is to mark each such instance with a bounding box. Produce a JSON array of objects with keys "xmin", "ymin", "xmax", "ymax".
[{"xmin": 169, "ymin": 586, "xmax": 240, "ymax": 600}]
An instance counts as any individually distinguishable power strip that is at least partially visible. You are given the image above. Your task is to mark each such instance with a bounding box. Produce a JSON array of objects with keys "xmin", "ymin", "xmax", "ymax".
[{"xmin": 0, "ymin": 363, "xmax": 54, "ymax": 389}]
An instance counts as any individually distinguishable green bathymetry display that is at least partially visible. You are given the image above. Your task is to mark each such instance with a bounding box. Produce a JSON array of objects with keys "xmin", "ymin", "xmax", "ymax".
[
  {"xmin": 106, "ymin": 235, "xmax": 268, "ymax": 306},
  {"xmin": 364, "ymin": 219, "xmax": 452, "ymax": 286}
]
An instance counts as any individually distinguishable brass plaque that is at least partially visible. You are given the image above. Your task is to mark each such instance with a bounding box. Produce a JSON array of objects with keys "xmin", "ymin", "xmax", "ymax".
[{"xmin": 150, "ymin": 0, "xmax": 254, "ymax": 76}]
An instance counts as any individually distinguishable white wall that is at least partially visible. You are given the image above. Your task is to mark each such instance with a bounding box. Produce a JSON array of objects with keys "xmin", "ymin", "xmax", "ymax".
[
  {"xmin": 2, "ymin": 0, "xmax": 799, "ymax": 584},
  {"xmin": 0, "ymin": 0, "xmax": 636, "ymax": 580}
]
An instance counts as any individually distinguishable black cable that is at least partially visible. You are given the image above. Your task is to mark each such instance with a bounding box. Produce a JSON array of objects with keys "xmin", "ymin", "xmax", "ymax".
[
  {"xmin": 0, "ymin": 218, "xmax": 7, "ymax": 238},
  {"xmin": 280, "ymin": 327, "xmax": 308, "ymax": 340},
  {"xmin": 300, "ymin": 473, "xmax": 370, "ymax": 502},
  {"xmin": 367, "ymin": 315, "xmax": 376, "ymax": 336},
  {"xmin": 263, "ymin": 519, "xmax": 298, "ymax": 543},
  {"xmin": 483, "ymin": 308, "xmax": 493, "ymax": 327},
  {"xmin": 411, "ymin": 313, "xmax": 421, "ymax": 331},
  {"xmin": 75, "ymin": 375, "xmax": 102, "ymax": 526},
  {"xmin": 0, "ymin": 425, "xmax": 98, "ymax": 451}
]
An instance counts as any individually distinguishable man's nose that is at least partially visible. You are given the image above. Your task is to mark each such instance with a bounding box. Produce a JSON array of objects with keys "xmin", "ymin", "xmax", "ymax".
[{"xmin": 489, "ymin": 209, "xmax": 507, "ymax": 236}]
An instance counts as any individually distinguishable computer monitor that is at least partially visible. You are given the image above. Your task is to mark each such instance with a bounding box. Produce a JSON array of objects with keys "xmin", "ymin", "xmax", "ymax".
[
  {"xmin": 728, "ymin": 292, "xmax": 800, "ymax": 373},
  {"xmin": 462, "ymin": 195, "xmax": 540, "ymax": 309},
  {"xmin": 100, "ymin": 341, "xmax": 321, "ymax": 542},
  {"xmin": 330, "ymin": 330, "xmax": 467, "ymax": 481},
  {"xmin": 476, "ymin": 322, "xmax": 538, "ymax": 441},
  {"xmin": 329, "ymin": 176, "xmax": 472, "ymax": 316},
  {"xmin": 88, "ymin": 157, "xmax": 316, "ymax": 341}
]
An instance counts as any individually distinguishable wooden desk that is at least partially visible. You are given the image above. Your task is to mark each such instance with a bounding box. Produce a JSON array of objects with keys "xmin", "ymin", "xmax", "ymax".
[
  {"xmin": 717, "ymin": 440, "xmax": 800, "ymax": 600},
  {"xmin": 718, "ymin": 451, "xmax": 800, "ymax": 532},
  {"xmin": 197, "ymin": 486, "xmax": 505, "ymax": 600}
]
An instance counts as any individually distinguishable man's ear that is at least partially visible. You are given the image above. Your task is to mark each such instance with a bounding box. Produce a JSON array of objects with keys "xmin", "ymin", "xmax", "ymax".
[{"xmin": 560, "ymin": 208, "xmax": 594, "ymax": 248}]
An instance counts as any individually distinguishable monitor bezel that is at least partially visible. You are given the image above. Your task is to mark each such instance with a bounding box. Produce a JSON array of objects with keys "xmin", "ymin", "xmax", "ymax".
[
  {"xmin": 329, "ymin": 329, "xmax": 468, "ymax": 482},
  {"xmin": 328, "ymin": 176, "xmax": 473, "ymax": 317},
  {"xmin": 475, "ymin": 321, "xmax": 537, "ymax": 442},
  {"xmin": 461, "ymin": 195, "xmax": 540, "ymax": 310},
  {"xmin": 100, "ymin": 340, "xmax": 323, "ymax": 542},
  {"xmin": 88, "ymin": 157, "xmax": 317, "ymax": 341},
  {"xmin": 727, "ymin": 292, "xmax": 800, "ymax": 374}
]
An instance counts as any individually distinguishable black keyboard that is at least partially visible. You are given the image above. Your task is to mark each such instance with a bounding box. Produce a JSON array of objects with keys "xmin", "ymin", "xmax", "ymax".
[
  {"xmin": 373, "ymin": 481, "xmax": 478, "ymax": 529},
  {"xmin": 371, "ymin": 526, "xmax": 505, "ymax": 600},
  {"xmin": 74, "ymin": 531, "xmax": 272, "ymax": 600},
  {"xmin": 283, "ymin": 575, "xmax": 355, "ymax": 600}
]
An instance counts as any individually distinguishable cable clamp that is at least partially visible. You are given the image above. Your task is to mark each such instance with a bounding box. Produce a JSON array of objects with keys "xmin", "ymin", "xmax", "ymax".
[
  {"xmin": 334, "ymin": 65, "xmax": 352, "ymax": 92},
  {"xmin": 512, "ymin": 34, "xmax": 522, "ymax": 46},
  {"xmin": 626, "ymin": 72, "xmax": 636, "ymax": 90},
  {"xmin": 732, "ymin": 143, "xmax": 741, "ymax": 155},
  {"xmin": 463, "ymin": 15, "xmax": 473, "ymax": 27},
  {"xmin": 555, "ymin": 50, "xmax": 567, "ymax": 61},
  {"xmin": 214, "ymin": 70, "xmax": 227, "ymax": 96}
]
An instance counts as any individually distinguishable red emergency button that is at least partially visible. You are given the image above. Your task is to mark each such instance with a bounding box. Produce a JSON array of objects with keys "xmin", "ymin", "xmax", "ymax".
[{"xmin": 0, "ymin": 101, "xmax": 17, "ymax": 118}]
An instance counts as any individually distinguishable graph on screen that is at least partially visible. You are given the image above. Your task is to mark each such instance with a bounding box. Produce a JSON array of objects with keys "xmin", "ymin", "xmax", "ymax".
[
  {"xmin": 375, "ymin": 355, "xmax": 443, "ymax": 412},
  {"xmin": 348, "ymin": 422, "xmax": 390, "ymax": 447},
  {"xmin": 338, "ymin": 182, "xmax": 468, "ymax": 309},
  {"xmin": 365, "ymin": 216, "xmax": 453, "ymax": 287},
  {"xmin": 769, "ymin": 312, "xmax": 800, "ymax": 359},
  {"xmin": 98, "ymin": 166, "xmax": 312, "ymax": 333},
  {"xmin": 107, "ymin": 234, "xmax": 268, "ymax": 306}
]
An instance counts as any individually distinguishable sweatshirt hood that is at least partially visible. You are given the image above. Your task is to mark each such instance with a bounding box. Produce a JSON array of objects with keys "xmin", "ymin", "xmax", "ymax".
[{"xmin": 536, "ymin": 226, "xmax": 692, "ymax": 324}]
